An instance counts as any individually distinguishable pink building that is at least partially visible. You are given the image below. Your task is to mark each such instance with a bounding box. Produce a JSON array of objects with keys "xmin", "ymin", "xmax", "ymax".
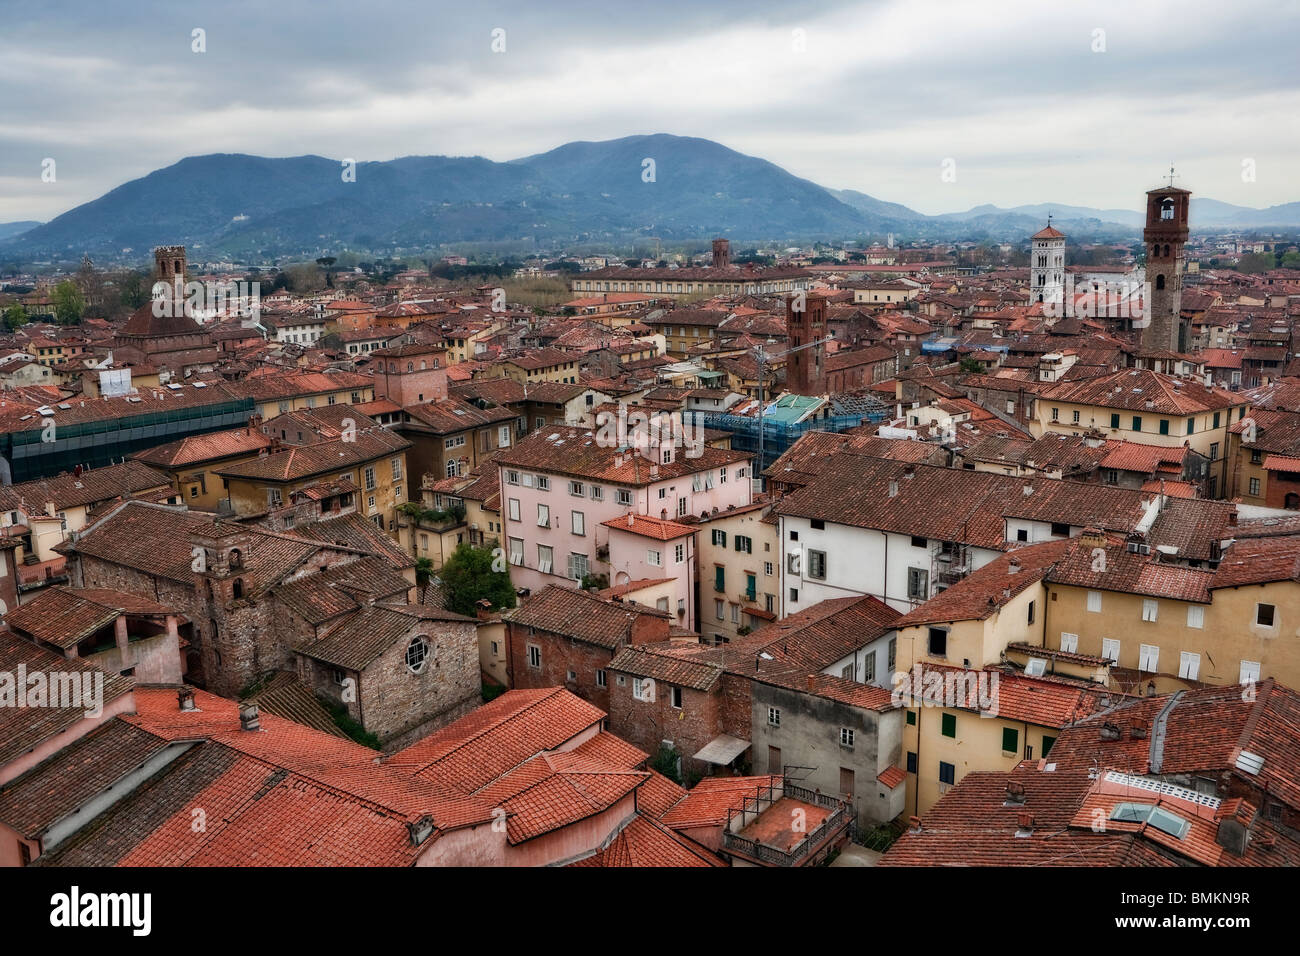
[
  {"xmin": 601, "ymin": 515, "xmax": 698, "ymax": 631},
  {"xmin": 494, "ymin": 425, "xmax": 752, "ymax": 631}
]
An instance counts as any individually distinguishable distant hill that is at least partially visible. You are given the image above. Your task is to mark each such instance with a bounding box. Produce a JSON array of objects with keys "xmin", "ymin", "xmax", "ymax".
[
  {"xmin": 0, "ymin": 221, "xmax": 41, "ymax": 241},
  {"xmin": 3, "ymin": 134, "xmax": 1297, "ymax": 264}
]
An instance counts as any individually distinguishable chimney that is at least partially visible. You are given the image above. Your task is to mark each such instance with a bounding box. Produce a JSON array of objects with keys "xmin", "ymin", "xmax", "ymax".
[
  {"xmin": 1228, "ymin": 510, "xmax": 1238, "ymax": 527},
  {"xmin": 238, "ymin": 701, "xmax": 261, "ymax": 732},
  {"xmin": 1099, "ymin": 721, "xmax": 1121, "ymax": 741},
  {"xmin": 903, "ymin": 464, "xmax": 916, "ymax": 479},
  {"xmin": 1022, "ymin": 480, "xmax": 1034, "ymax": 496},
  {"xmin": 1214, "ymin": 800, "xmax": 1253, "ymax": 857},
  {"xmin": 1004, "ymin": 782, "xmax": 1026, "ymax": 806},
  {"xmin": 407, "ymin": 814, "xmax": 435, "ymax": 847},
  {"xmin": 1008, "ymin": 559, "xmax": 1021, "ymax": 574},
  {"xmin": 1129, "ymin": 721, "xmax": 1149, "ymax": 740},
  {"xmin": 1016, "ymin": 811, "xmax": 1035, "ymax": 831},
  {"xmin": 806, "ymin": 674, "xmax": 816, "ymax": 691},
  {"xmin": 177, "ymin": 687, "xmax": 196, "ymax": 712},
  {"xmin": 627, "ymin": 513, "xmax": 635, "ymax": 527}
]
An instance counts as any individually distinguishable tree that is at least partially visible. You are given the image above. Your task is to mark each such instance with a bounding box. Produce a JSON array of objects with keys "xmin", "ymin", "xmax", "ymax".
[
  {"xmin": 51, "ymin": 280, "xmax": 85, "ymax": 325},
  {"xmin": 1236, "ymin": 252, "xmax": 1273, "ymax": 274},
  {"xmin": 3, "ymin": 302, "xmax": 27, "ymax": 331},
  {"xmin": 438, "ymin": 543, "xmax": 516, "ymax": 616}
]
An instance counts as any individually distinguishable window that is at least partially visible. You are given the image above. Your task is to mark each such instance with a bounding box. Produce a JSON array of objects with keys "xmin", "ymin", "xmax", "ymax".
[
  {"xmin": 1087, "ymin": 590, "xmax": 1102, "ymax": 613},
  {"xmin": 537, "ymin": 545, "xmax": 553, "ymax": 575},
  {"xmin": 568, "ymin": 552, "xmax": 589, "ymax": 581},
  {"xmin": 596, "ymin": 669, "xmax": 607, "ymax": 688},
  {"xmin": 730, "ymin": 604, "xmax": 740, "ymax": 624},
  {"xmin": 734, "ymin": 535, "xmax": 753, "ymax": 554},
  {"xmin": 647, "ymin": 549, "xmax": 661, "ymax": 567},
  {"xmin": 1050, "ymin": 522, "xmax": 1069, "ymax": 537},
  {"xmin": 938, "ymin": 761, "xmax": 955, "ymax": 786},
  {"xmin": 810, "ymin": 519, "xmax": 825, "ymax": 530},
  {"xmin": 941, "ymin": 713, "xmax": 956, "ymax": 738},
  {"xmin": 1060, "ymin": 632, "xmax": 1078, "ymax": 653},
  {"xmin": 1101, "ymin": 638, "xmax": 1120, "ymax": 663},
  {"xmin": 670, "ymin": 686, "xmax": 682, "ymax": 709},
  {"xmin": 767, "ymin": 707, "xmax": 781, "ymax": 727},
  {"xmin": 906, "ymin": 709, "xmax": 916, "ymax": 726},
  {"xmin": 1187, "ymin": 606, "xmax": 1204, "ymax": 629},
  {"xmin": 888, "ymin": 638, "xmax": 897, "ymax": 671},
  {"xmin": 806, "ymin": 549, "xmax": 827, "ymax": 580},
  {"xmin": 745, "ymin": 573, "xmax": 756, "ymax": 602},
  {"xmin": 589, "ymin": 485, "xmax": 603, "ymax": 501},
  {"xmin": 715, "ymin": 599, "xmax": 724, "ymax": 620},
  {"xmin": 1141, "ymin": 599, "xmax": 1158, "ymax": 622},
  {"xmin": 498, "ymin": 426, "xmax": 510, "ymax": 447},
  {"xmin": 1239, "ymin": 660, "xmax": 1260, "ymax": 685},
  {"xmin": 1027, "ymin": 600, "xmax": 1035, "ymax": 625},
  {"xmin": 675, "ymin": 543, "xmax": 685, "ymax": 563},
  {"xmin": 571, "ymin": 511, "xmax": 585, "ymax": 536},
  {"xmin": 1179, "ymin": 651, "xmax": 1200, "ymax": 680},
  {"xmin": 910, "ymin": 535, "xmax": 927, "ymax": 549},
  {"xmin": 1110, "ymin": 413, "xmax": 1120, "ymax": 429},
  {"xmin": 764, "ymin": 561, "xmax": 773, "ymax": 576},
  {"xmin": 906, "ymin": 751, "xmax": 917, "ymax": 774},
  {"xmin": 839, "ymin": 727, "xmax": 855, "ymax": 747},
  {"xmin": 506, "ymin": 470, "xmax": 520, "ymax": 485},
  {"xmin": 863, "ymin": 651, "xmax": 876, "ymax": 683},
  {"xmin": 1072, "ymin": 410, "xmax": 1080, "ymax": 425},
  {"xmin": 1051, "ymin": 407, "xmax": 1059, "ymax": 422},
  {"xmin": 537, "ymin": 503, "xmax": 550, "ymax": 527},
  {"xmin": 569, "ymin": 480, "xmax": 584, "ymax": 496},
  {"xmin": 1139, "ymin": 643, "xmax": 1159, "ymax": 672},
  {"xmin": 616, "ymin": 489, "xmax": 632, "ymax": 506},
  {"xmin": 1256, "ymin": 603, "xmax": 1276, "ymax": 627},
  {"xmin": 1132, "ymin": 416, "xmax": 1142, "ymax": 432},
  {"xmin": 1041, "ymin": 735, "xmax": 1055, "ymax": 756},
  {"xmin": 714, "ymin": 566, "xmax": 725, "ymax": 592},
  {"xmin": 363, "ymin": 467, "xmax": 376, "ymax": 491},
  {"xmin": 508, "ymin": 537, "xmax": 524, "ymax": 565},
  {"xmin": 677, "ymin": 497, "xmax": 687, "ymax": 517},
  {"xmin": 527, "ymin": 644, "xmax": 541, "ymax": 668},
  {"xmin": 719, "ymin": 467, "xmax": 728, "ymax": 484},
  {"xmin": 1249, "ymin": 477, "xmax": 1261, "ymax": 496},
  {"xmin": 789, "ymin": 587, "xmax": 799, "ymax": 602},
  {"xmin": 536, "ymin": 476, "xmax": 550, "ymax": 491},
  {"xmin": 1213, "ymin": 412, "xmax": 1221, "ymax": 429},
  {"xmin": 508, "ymin": 498, "xmax": 520, "ymax": 522},
  {"xmin": 405, "ymin": 636, "xmax": 429, "ymax": 674},
  {"xmin": 907, "ymin": 567, "xmax": 929, "ymax": 600},
  {"xmin": 1002, "ymin": 727, "xmax": 1019, "ymax": 755},
  {"xmin": 712, "ymin": 529, "xmax": 727, "ymax": 547},
  {"xmin": 928, "ymin": 627, "xmax": 947, "ymax": 657},
  {"xmin": 391, "ymin": 457, "xmax": 403, "ymax": 481}
]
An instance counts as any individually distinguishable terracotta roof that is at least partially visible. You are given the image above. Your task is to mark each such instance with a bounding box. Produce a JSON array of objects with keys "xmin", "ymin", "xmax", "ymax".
[
  {"xmin": 602, "ymin": 514, "xmax": 697, "ymax": 540},
  {"xmin": 503, "ymin": 584, "xmax": 666, "ymax": 650}
]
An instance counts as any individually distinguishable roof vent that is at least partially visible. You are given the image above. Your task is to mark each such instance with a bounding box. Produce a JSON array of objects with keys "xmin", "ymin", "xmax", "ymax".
[
  {"xmin": 1099, "ymin": 721, "xmax": 1122, "ymax": 741},
  {"xmin": 1004, "ymin": 782, "xmax": 1026, "ymax": 806},
  {"xmin": 177, "ymin": 687, "xmax": 197, "ymax": 712},
  {"xmin": 238, "ymin": 701, "xmax": 261, "ymax": 732}
]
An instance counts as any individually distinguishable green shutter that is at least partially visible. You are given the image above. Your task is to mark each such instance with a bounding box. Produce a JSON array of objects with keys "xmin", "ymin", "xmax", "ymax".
[
  {"xmin": 1002, "ymin": 727, "xmax": 1019, "ymax": 754},
  {"xmin": 941, "ymin": 713, "xmax": 956, "ymax": 738},
  {"xmin": 1041, "ymin": 735, "xmax": 1056, "ymax": 756},
  {"xmin": 1110, "ymin": 413, "xmax": 1120, "ymax": 429},
  {"xmin": 714, "ymin": 566, "xmax": 725, "ymax": 592},
  {"xmin": 1159, "ymin": 419, "xmax": 1169, "ymax": 435},
  {"xmin": 906, "ymin": 710, "xmax": 916, "ymax": 725}
]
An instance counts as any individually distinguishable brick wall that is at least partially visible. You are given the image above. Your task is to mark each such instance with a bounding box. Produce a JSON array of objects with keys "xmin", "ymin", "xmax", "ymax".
[
  {"xmin": 607, "ymin": 677, "xmax": 723, "ymax": 782},
  {"xmin": 506, "ymin": 622, "xmax": 614, "ymax": 712}
]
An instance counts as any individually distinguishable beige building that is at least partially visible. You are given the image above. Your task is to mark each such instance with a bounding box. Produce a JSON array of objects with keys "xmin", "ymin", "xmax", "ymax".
[{"xmin": 694, "ymin": 500, "xmax": 781, "ymax": 643}]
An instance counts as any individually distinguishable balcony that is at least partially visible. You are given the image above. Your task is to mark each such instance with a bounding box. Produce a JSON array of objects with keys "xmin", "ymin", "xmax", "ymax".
[{"xmin": 722, "ymin": 778, "xmax": 854, "ymax": 867}]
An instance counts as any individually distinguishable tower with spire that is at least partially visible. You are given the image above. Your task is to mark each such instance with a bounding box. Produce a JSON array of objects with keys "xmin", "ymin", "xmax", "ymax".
[{"xmin": 1030, "ymin": 215, "xmax": 1066, "ymax": 309}]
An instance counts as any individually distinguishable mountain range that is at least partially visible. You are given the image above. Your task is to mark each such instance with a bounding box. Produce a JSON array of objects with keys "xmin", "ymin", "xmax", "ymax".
[{"xmin": 2, "ymin": 134, "xmax": 1297, "ymax": 264}]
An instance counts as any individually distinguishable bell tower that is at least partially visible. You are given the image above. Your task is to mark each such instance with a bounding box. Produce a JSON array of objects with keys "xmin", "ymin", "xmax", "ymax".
[
  {"xmin": 786, "ymin": 292, "xmax": 827, "ymax": 395},
  {"xmin": 1030, "ymin": 218, "xmax": 1066, "ymax": 308},
  {"xmin": 154, "ymin": 245, "xmax": 187, "ymax": 303},
  {"xmin": 1141, "ymin": 174, "xmax": 1191, "ymax": 352}
]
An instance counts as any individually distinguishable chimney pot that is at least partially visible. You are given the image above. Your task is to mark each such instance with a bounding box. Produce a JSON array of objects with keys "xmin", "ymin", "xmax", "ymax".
[{"xmin": 177, "ymin": 687, "xmax": 196, "ymax": 711}]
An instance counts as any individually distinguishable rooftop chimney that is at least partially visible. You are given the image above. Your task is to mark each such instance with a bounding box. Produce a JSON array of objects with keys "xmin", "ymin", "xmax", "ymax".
[
  {"xmin": 407, "ymin": 814, "xmax": 435, "ymax": 847},
  {"xmin": 627, "ymin": 513, "xmax": 635, "ymax": 527},
  {"xmin": 177, "ymin": 687, "xmax": 196, "ymax": 712},
  {"xmin": 238, "ymin": 701, "xmax": 261, "ymax": 732}
]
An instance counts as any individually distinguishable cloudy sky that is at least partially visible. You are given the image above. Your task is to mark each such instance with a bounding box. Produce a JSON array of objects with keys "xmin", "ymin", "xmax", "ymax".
[{"xmin": 2, "ymin": 0, "xmax": 1297, "ymax": 223}]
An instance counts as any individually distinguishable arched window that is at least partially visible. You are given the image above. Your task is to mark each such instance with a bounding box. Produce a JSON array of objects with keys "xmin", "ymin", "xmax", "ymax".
[
  {"xmin": 407, "ymin": 362, "xmax": 414, "ymax": 372},
  {"xmin": 1164, "ymin": 244, "xmax": 1171, "ymax": 258},
  {"xmin": 1156, "ymin": 274, "xmax": 1166, "ymax": 290},
  {"xmin": 228, "ymin": 548, "xmax": 242, "ymax": 569},
  {"xmin": 1161, "ymin": 198, "xmax": 1175, "ymax": 220},
  {"xmin": 406, "ymin": 636, "xmax": 429, "ymax": 673},
  {"xmin": 1286, "ymin": 494, "xmax": 1300, "ymax": 511}
]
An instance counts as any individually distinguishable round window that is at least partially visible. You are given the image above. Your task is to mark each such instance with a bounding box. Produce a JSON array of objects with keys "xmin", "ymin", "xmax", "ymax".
[{"xmin": 405, "ymin": 636, "xmax": 429, "ymax": 673}]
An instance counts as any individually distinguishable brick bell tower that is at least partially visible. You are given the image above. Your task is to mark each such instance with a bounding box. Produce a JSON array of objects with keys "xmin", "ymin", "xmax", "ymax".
[
  {"xmin": 154, "ymin": 245, "xmax": 188, "ymax": 303},
  {"xmin": 786, "ymin": 292, "xmax": 828, "ymax": 395},
  {"xmin": 1141, "ymin": 175, "xmax": 1191, "ymax": 352}
]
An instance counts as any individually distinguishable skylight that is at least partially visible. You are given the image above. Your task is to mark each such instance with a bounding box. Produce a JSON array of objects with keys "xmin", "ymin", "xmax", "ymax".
[{"xmin": 1109, "ymin": 802, "xmax": 1190, "ymax": 840}]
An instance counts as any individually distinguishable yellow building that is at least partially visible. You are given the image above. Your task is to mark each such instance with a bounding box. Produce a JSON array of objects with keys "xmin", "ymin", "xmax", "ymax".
[
  {"xmin": 1042, "ymin": 530, "xmax": 1300, "ymax": 696},
  {"xmin": 216, "ymin": 426, "xmax": 411, "ymax": 537},
  {"xmin": 1034, "ymin": 368, "xmax": 1248, "ymax": 497},
  {"xmin": 239, "ymin": 371, "xmax": 376, "ymax": 420},
  {"xmin": 694, "ymin": 500, "xmax": 780, "ymax": 643},
  {"xmin": 132, "ymin": 423, "xmax": 275, "ymax": 510}
]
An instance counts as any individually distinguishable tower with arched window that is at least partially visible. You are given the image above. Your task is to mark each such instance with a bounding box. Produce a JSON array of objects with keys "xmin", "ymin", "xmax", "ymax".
[
  {"xmin": 1142, "ymin": 181, "xmax": 1191, "ymax": 352},
  {"xmin": 1029, "ymin": 221, "xmax": 1066, "ymax": 309}
]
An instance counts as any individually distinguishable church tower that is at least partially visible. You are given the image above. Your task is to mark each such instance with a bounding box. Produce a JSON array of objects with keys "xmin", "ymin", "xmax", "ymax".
[
  {"xmin": 1142, "ymin": 177, "xmax": 1191, "ymax": 352},
  {"xmin": 1029, "ymin": 219, "xmax": 1066, "ymax": 308},
  {"xmin": 154, "ymin": 245, "xmax": 188, "ymax": 304}
]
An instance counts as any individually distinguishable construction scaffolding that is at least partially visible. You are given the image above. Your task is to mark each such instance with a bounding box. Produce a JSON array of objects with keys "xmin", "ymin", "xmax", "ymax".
[{"xmin": 701, "ymin": 409, "xmax": 889, "ymax": 474}]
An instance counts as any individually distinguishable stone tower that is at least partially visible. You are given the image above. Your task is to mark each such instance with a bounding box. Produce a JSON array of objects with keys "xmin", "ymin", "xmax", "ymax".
[
  {"xmin": 1030, "ymin": 220, "xmax": 1066, "ymax": 307},
  {"xmin": 786, "ymin": 292, "xmax": 827, "ymax": 395},
  {"xmin": 154, "ymin": 245, "xmax": 187, "ymax": 302},
  {"xmin": 1142, "ymin": 181, "xmax": 1191, "ymax": 352},
  {"xmin": 711, "ymin": 238, "xmax": 731, "ymax": 269}
]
